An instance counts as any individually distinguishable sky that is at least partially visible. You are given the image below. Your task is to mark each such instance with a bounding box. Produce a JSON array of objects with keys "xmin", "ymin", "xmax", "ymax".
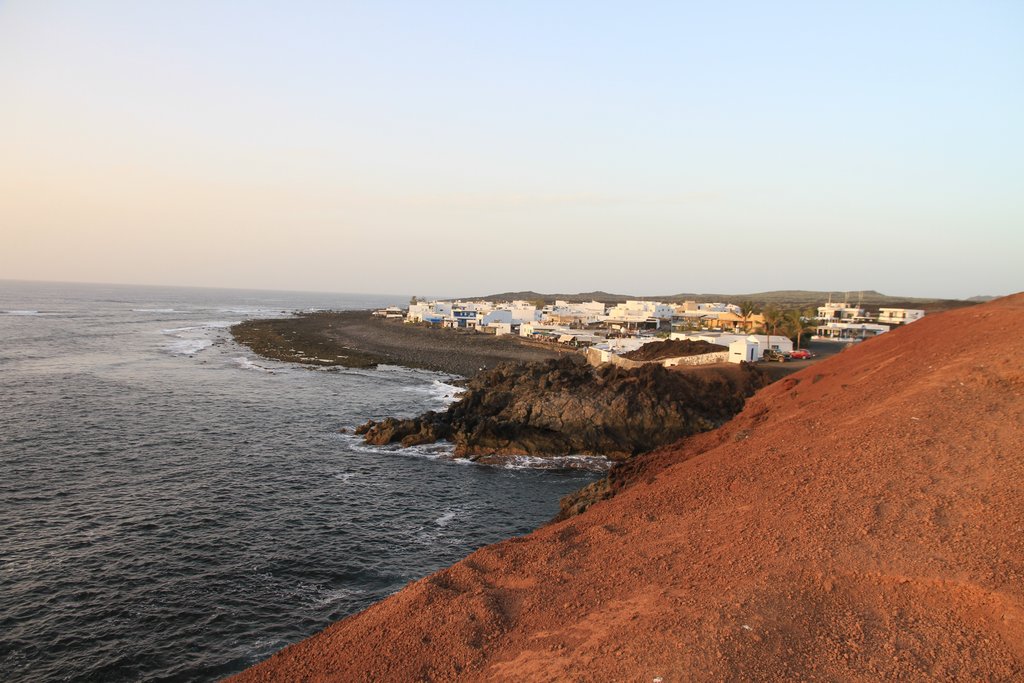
[{"xmin": 0, "ymin": 1, "xmax": 1021, "ymax": 299}]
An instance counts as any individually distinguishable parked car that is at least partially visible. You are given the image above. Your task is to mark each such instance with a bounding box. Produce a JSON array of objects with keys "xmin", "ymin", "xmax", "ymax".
[
  {"xmin": 762, "ymin": 349, "xmax": 787, "ymax": 362},
  {"xmin": 789, "ymin": 349, "xmax": 813, "ymax": 360}
]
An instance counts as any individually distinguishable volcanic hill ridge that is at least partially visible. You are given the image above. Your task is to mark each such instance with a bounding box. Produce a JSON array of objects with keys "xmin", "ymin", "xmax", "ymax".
[{"xmin": 234, "ymin": 293, "xmax": 1024, "ymax": 682}]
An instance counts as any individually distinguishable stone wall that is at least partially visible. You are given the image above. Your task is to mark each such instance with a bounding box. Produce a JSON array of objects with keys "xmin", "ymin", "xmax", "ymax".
[
  {"xmin": 663, "ymin": 351, "xmax": 730, "ymax": 367},
  {"xmin": 586, "ymin": 347, "xmax": 729, "ymax": 369}
]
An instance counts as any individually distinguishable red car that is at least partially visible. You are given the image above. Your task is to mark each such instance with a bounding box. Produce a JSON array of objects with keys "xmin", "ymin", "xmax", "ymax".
[{"xmin": 788, "ymin": 349, "xmax": 813, "ymax": 360}]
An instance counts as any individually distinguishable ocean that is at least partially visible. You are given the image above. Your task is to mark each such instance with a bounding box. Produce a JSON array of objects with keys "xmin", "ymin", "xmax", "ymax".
[{"xmin": 0, "ymin": 281, "xmax": 600, "ymax": 682}]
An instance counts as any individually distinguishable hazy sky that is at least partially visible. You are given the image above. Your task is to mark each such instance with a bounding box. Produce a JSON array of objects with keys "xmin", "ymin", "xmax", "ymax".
[{"xmin": 1, "ymin": 1, "xmax": 1021, "ymax": 298}]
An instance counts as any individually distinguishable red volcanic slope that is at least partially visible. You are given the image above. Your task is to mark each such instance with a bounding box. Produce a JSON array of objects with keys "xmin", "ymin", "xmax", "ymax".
[{"xmin": 233, "ymin": 294, "xmax": 1024, "ymax": 682}]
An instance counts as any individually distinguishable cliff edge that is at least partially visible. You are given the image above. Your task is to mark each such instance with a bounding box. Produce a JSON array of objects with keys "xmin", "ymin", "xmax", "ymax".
[{"xmin": 233, "ymin": 294, "xmax": 1024, "ymax": 682}]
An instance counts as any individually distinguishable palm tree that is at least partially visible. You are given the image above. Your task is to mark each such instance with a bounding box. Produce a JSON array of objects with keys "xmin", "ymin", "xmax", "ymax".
[
  {"xmin": 762, "ymin": 305, "xmax": 784, "ymax": 340},
  {"xmin": 784, "ymin": 309, "xmax": 814, "ymax": 350},
  {"xmin": 739, "ymin": 300, "xmax": 759, "ymax": 332}
]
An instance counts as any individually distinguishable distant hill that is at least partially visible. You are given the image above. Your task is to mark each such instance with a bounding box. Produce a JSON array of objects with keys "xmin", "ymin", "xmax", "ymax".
[{"xmin": 468, "ymin": 290, "xmax": 975, "ymax": 314}]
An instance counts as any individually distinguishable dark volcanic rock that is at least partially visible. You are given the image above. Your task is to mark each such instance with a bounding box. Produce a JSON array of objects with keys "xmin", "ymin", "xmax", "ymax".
[
  {"xmin": 358, "ymin": 357, "xmax": 767, "ymax": 461},
  {"xmin": 620, "ymin": 338, "xmax": 728, "ymax": 361}
]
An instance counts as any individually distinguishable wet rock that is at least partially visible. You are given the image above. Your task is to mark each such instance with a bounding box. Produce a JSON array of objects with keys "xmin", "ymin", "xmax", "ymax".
[{"xmin": 357, "ymin": 357, "xmax": 767, "ymax": 461}]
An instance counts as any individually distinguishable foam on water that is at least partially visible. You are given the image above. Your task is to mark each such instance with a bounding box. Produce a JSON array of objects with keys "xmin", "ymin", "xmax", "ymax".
[
  {"xmin": 161, "ymin": 320, "xmax": 239, "ymax": 356},
  {"xmin": 336, "ymin": 433, "xmax": 458, "ymax": 461},
  {"xmin": 232, "ymin": 356, "xmax": 278, "ymax": 373},
  {"xmin": 162, "ymin": 321, "xmax": 238, "ymax": 334},
  {"xmin": 499, "ymin": 454, "xmax": 611, "ymax": 471},
  {"xmin": 165, "ymin": 338, "xmax": 214, "ymax": 355},
  {"xmin": 310, "ymin": 586, "xmax": 362, "ymax": 609},
  {"xmin": 133, "ymin": 308, "xmax": 177, "ymax": 313},
  {"xmin": 337, "ymin": 434, "xmax": 608, "ymax": 472},
  {"xmin": 3, "ymin": 310, "xmax": 43, "ymax": 316},
  {"xmin": 434, "ymin": 509, "xmax": 458, "ymax": 527},
  {"xmin": 218, "ymin": 307, "xmax": 293, "ymax": 317},
  {"xmin": 403, "ymin": 379, "xmax": 463, "ymax": 405}
]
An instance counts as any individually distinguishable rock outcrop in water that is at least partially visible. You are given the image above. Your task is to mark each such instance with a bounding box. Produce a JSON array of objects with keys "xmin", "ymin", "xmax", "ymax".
[{"xmin": 355, "ymin": 357, "xmax": 767, "ymax": 461}]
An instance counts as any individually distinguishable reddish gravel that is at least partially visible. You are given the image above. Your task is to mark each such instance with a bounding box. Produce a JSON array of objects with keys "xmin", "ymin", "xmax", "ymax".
[{"xmin": 231, "ymin": 294, "xmax": 1024, "ymax": 682}]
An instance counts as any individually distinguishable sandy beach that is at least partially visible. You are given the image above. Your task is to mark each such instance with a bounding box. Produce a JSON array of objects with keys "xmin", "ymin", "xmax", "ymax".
[{"xmin": 231, "ymin": 310, "xmax": 575, "ymax": 377}]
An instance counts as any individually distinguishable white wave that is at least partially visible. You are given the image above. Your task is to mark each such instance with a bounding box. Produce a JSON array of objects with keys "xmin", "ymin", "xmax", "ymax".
[
  {"xmin": 217, "ymin": 307, "xmax": 293, "ymax": 317},
  {"xmin": 3, "ymin": 310, "xmax": 42, "ymax": 315},
  {"xmin": 231, "ymin": 356, "xmax": 280, "ymax": 373},
  {"xmin": 165, "ymin": 338, "xmax": 213, "ymax": 356},
  {"xmin": 500, "ymin": 454, "xmax": 612, "ymax": 471},
  {"xmin": 160, "ymin": 320, "xmax": 237, "ymax": 357},
  {"xmin": 434, "ymin": 509, "xmax": 457, "ymax": 527},
  {"xmin": 336, "ymin": 432, "xmax": 605, "ymax": 471},
  {"xmin": 132, "ymin": 308, "xmax": 176, "ymax": 313},
  {"xmin": 333, "ymin": 472, "xmax": 356, "ymax": 483},
  {"xmin": 429, "ymin": 380, "xmax": 463, "ymax": 404},
  {"xmin": 335, "ymin": 432, "xmax": 457, "ymax": 460},
  {"xmin": 402, "ymin": 379, "xmax": 463, "ymax": 405},
  {"xmin": 311, "ymin": 586, "xmax": 359, "ymax": 608},
  {"xmin": 161, "ymin": 320, "xmax": 238, "ymax": 334}
]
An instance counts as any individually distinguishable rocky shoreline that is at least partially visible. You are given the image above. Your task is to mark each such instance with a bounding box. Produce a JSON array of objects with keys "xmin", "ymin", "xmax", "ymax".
[
  {"xmin": 231, "ymin": 294, "xmax": 1024, "ymax": 683},
  {"xmin": 357, "ymin": 357, "xmax": 767, "ymax": 464},
  {"xmin": 230, "ymin": 310, "xmax": 572, "ymax": 377},
  {"xmin": 232, "ymin": 310, "xmax": 770, "ymax": 469}
]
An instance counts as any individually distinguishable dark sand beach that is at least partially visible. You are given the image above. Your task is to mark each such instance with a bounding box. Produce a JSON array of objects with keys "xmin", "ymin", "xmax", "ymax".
[{"xmin": 231, "ymin": 310, "xmax": 574, "ymax": 377}]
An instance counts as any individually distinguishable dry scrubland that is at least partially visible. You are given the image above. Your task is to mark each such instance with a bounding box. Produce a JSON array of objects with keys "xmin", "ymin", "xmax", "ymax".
[{"xmin": 233, "ymin": 294, "xmax": 1024, "ymax": 682}]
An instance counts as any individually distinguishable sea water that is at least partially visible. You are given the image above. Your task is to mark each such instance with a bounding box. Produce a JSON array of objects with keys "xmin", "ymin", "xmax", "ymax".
[{"xmin": 0, "ymin": 281, "xmax": 600, "ymax": 682}]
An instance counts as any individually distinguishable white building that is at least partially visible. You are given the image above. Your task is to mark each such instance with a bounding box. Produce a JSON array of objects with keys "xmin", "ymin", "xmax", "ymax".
[
  {"xmin": 815, "ymin": 321, "xmax": 889, "ymax": 340},
  {"xmin": 817, "ymin": 302, "xmax": 868, "ymax": 322},
  {"xmin": 502, "ymin": 300, "xmax": 541, "ymax": 323},
  {"xmin": 541, "ymin": 300, "xmax": 606, "ymax": 325},
  {"xmin": 729, "ymin": 338, "xmax": 760, "ymax": 363},
  {"xmin": 605, "ymin": 300, "xmax": 675, "ymax": 328},
  {"xmin": 878, "ymin": 308, "xmax": 925, "ymax": 325},
  {"xmin": 699, "ymin": 302, "xmax": 741, "ymax": 314},
  {"xmin": 520, "ymin": 322, "xmax": 563, "ymax": 338},
  {"xmin": 482, "ymin": 309, "xmax": 514, "ymax": 326},
  {"xmin": 486, "ymin": 322, "xmax": 514, "ymax": 336},
  {"xmin": 673, "ymin": 301, "xmax": 739, "ymax": 315},
  {"xmin": 726, "ymin": 335, "xmax": 794, "ymax": 363},
  {"xmin": 406, "ymin": 300, "xmax": 452, "ymax": 324},
  {"xmin": 748, "ymin": 334, "xmax": 794, "ymax": 354}
]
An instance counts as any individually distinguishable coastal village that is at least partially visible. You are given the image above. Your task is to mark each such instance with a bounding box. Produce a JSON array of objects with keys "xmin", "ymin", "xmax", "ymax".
[{"xmin": 377, "ymin": 296, "xmax": 926, "ymax": 367}]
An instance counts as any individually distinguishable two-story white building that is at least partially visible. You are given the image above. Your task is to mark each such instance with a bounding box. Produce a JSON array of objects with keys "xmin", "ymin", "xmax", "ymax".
[{"xmin": 817, "ymin": 302, "xmax": 868, "ymax": 322}]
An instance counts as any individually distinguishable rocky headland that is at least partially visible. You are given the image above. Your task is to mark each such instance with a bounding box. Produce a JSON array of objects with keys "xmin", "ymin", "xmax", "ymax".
[
  {"xmin": 356, "ymin": 357, "xmax": 767, "ymax": 463},
  {"xmin": 230, "ymin": 310, "xmax": 571, "ymax": 377},
  {"xmin": 233, "ymin": 294, "xmax": 1024, "ymax": 682}
]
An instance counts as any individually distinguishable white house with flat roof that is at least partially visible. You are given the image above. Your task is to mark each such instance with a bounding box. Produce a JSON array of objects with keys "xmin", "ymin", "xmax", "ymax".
[
  {"xmin": 726, "ymin": 335, "xmax": 794, "ymax": 363},
  {"xmin": 541, "ymin": 300, "xmax": 606, "ymax": 325},
  {"xmin": 878, "ymin": 308, "xmax": 925, "ymax": 325}
]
